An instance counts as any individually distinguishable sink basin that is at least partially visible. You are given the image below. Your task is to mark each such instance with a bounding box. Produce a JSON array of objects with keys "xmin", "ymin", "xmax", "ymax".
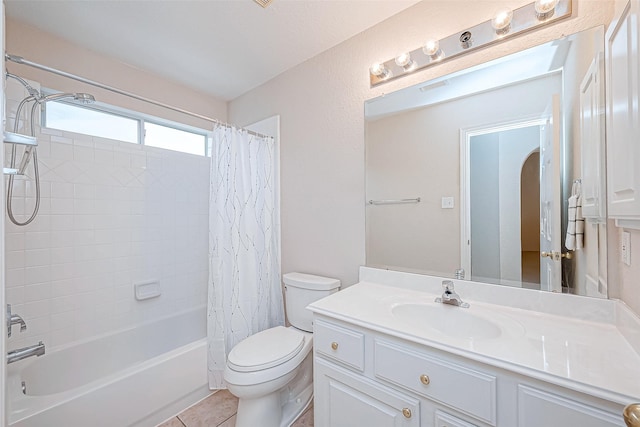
[{"xmin": 391, "ymin": 303, "xmax": 503, "ymax": 340}]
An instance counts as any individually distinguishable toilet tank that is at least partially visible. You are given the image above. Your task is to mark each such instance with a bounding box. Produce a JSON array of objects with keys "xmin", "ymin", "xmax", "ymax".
[{"xmin": 283, "ymin": 272, "xmax": 340, "ymax": 332}]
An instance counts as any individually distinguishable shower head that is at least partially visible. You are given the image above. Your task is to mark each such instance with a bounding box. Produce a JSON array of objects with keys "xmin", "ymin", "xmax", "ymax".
[
  {"xmin": 39, "ymin": 92, "xmax": 95, "ymax": 104},
  {"xmin": 73, "ymin": 93, "xmax": 95, "ymax": 104}
]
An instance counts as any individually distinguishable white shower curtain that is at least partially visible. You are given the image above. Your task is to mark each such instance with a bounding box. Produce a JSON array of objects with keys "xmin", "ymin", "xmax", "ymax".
[{"xmin": 207, "ymin": 124, "xmax": 283, "ymax": 389}]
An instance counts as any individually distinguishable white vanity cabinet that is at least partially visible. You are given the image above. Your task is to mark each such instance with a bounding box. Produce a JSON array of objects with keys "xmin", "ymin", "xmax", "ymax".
[
  {"xmin": 312, "ymin": 315, "xmax": 625, "ymax": 427},
  {"xmin": 606, "ymin": 0, "xmax": 640, "ymax": 225}
]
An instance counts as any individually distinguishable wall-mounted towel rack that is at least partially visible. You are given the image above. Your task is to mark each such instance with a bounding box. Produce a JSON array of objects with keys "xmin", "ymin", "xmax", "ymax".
[{"xmin": 368, "ymin": 197, "xmax": 421, "ymax": 205}]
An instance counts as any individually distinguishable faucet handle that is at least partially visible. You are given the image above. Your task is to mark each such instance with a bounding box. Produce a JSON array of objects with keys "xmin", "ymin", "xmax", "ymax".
[{"xmin": 442, "ymin": 280, "xmax": 455, "ymax": 292}]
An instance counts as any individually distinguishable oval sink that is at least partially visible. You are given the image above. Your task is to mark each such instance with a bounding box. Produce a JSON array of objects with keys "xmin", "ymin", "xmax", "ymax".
[{"xmin": 391, "ymin": 303, "xmax": 502, "ymax": 340}]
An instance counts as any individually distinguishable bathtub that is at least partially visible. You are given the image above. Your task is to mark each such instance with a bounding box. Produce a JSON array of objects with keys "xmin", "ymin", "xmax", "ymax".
[{"xmin": 7, "ymin": 307, "xmax": 210, "ymax": 427}]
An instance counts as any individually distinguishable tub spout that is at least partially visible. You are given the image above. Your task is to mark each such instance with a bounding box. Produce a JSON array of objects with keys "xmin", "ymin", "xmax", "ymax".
[{"xmin": 7, "ymin": 341, "xmax": 45, "ymax": 364}]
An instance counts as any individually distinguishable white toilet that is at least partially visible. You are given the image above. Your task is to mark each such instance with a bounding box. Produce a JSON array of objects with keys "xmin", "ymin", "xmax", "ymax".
[{"xmin": 224, "ymin": 272, "xmax": 340, "ymax": 427}]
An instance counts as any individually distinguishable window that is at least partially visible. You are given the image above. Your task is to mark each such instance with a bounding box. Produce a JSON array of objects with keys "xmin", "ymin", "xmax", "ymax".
[
  {"xmin": 145, "ymin": 122, "xmax": 206, "ymax": 156},
  {"xmin": 43, "ymin": 95, "xmax": 209, "ymax": 156},
  {"xmin": 46, "ymin": 101, "xmax": 139, "ymax": 143}
]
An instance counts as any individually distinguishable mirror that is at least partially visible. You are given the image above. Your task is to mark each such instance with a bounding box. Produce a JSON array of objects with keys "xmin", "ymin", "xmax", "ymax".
[{"xmin": 365, "ymin": 26, "xmax": 607, "ymax": 298}]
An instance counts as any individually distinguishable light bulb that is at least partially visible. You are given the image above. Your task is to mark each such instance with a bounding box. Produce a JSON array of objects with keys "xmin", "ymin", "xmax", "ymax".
[
  {"xmin": 492, "ymin": 8, "xmax": 513, "ymax": 35},
  {"xmin": 395, "ymin": 53, "xmax": 410, "ymax": 67},
  {"xmin": 423, "ymin": 39, "xmax": 444, "ymax": 61},
  {"xmin": 370, "ymin": 62, "xmax": 392, "ymax": 80},
  {"xmin": 395, "ymin": 52, "xmax": 417, "ymax": 72},
  {"xmin": 370, "ymin": 62, "xmax": 384, "ymax": 76},
  {"xmin": 535, "ymin": 0, "xmax": 559, "ymax": 20}
]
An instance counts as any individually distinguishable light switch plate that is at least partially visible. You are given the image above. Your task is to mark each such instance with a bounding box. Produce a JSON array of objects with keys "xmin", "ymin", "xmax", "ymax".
[
  {"xmin": 441, "ymin": 197, "xmax": 454, "ymax": 209},
  {"xmin": 622, "ymin": 231, "xmax": 631, "ymax": 266}
]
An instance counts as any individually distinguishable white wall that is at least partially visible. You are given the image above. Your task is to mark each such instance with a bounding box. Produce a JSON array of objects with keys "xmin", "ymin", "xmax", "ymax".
[
  {"xmin": 228, "ymin": 0, "xmax": 614, "ymax": 287},
  {"xmin": 4, "ymin": 79, "xmax": 209, "ymax": 351}
]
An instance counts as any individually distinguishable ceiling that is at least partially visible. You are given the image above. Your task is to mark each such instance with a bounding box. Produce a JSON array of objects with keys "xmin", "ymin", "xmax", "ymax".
[{"xmin": 5, "ymin": 0, "xmax": 422, "ymax": 101}]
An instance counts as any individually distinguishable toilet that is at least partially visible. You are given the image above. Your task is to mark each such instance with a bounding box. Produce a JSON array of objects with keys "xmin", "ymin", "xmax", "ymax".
[{"xmin": 224, "ymin": 272, "xmax": 340, "ymax": 427}]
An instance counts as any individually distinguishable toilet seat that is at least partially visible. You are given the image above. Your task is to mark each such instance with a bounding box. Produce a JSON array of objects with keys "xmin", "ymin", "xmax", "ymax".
[{"xmin": 228, "ymin": 326, "xmax": 304, "ymax": 373}]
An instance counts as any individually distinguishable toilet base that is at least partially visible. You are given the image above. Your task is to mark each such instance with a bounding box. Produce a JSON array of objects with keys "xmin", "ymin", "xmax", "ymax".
[
  {"xmin": 235, "ymin": 385, "xmax": 312, "ymax": 427},
  {"xmin": 231, "ymin": 352, "xmax": 314, "ymax": 427}
]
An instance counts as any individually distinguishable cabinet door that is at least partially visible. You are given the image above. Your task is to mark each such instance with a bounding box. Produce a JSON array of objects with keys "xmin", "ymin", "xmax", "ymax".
[
  {"xmin": 315, "ymin": 359, "xmax": 419, "ymax": 427},
  {"xmin": 517, "ymin": 385, "xmax": 622, "ymax": 427},
  {"xmin": 435, "ymin": 410, "xmax": 480, "ymax": 427},
  {"xmin": 606, "ymin": 0, "xmax": 640, "ymax": 220}
]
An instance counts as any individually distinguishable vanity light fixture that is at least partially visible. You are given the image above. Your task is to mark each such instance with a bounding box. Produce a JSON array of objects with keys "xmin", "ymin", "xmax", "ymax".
[
  {"xmin": 534, "ymin": 0, "xmax": 560, "ymax": 20},
  {"xmin": 492, "ymin": 8, "xmax": 514, "ymax": 35},
  {"xmin": 423, "ymin": 39, "xmax": 444, "ymax": 61},
  {"xmin": 395, "ymin": 52, "xmax": 417, "ymax": 72},
  {"xmin": 369, "ymin": 0, "xmax": 571, "ymax": 87}
]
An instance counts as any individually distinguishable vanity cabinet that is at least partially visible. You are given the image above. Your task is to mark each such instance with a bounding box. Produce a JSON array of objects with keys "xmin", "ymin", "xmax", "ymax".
[
  {"xmin": 313, "ymin": 316, "xmax": 625, "ymax": 427},
  {"xmin": 606, "ymin": 0, "xmax": 640, "ymax": 225}
]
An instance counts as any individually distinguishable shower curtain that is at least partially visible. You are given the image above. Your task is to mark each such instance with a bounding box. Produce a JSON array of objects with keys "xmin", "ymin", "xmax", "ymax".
[{"xmin": 207, "ymin": 124, "xmax": 283, "ymax": 389}]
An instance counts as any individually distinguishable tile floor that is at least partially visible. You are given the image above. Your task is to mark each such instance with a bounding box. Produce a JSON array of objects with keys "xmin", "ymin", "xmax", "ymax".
[{"xmin": 157, "ymin": 390, "xmax": 314, "ymax": 427}]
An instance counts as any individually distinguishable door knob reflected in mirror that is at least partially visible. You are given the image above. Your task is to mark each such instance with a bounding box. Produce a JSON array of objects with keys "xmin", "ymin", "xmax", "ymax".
[
  {"xmin": 624, "ymin": 404, "xmax": 640, "ymax": 427},
  {"xmin": 541, "ymin": 251, "xmax": 573, "ymax": 260}
]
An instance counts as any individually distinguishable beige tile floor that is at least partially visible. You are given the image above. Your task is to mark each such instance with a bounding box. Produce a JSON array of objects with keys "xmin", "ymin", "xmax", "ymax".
[{"xmin": 157, "ymin": 390, "xmax": 314, "ymax": 427}]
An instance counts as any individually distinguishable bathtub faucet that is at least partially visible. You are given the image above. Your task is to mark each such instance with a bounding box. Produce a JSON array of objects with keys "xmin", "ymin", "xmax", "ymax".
[
  {"xmin": 6, "ymin": 304, "xmax": 27, "ymax": 337},
  {"xmin": 7, "ymin": 341, "xmax": 45, "ymax": 364}
]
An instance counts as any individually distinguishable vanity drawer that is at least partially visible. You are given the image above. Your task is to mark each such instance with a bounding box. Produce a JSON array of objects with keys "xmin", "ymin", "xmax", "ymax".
[
  {"xmin": 374, "ymin": 339, "xmax": 496, "ymax": 426},
  {"xmin": 315, "ymin": 319, "xmax": 365, "ymax": 371}
]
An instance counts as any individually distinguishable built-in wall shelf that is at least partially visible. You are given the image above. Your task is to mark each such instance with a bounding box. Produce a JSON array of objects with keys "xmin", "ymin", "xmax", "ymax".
[{"xmin": 3, "ymin": 131, "xmax": 37, "ymax": 146}]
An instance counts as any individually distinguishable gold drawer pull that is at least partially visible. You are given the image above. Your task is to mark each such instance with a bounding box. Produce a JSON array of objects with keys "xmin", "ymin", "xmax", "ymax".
[
  {"xmin": 420, "ymin": 374, "xmax": 430, "ymax": 385},
  {"xmin": 402, "ymin": 408, "xmax": 412, "ymax": 418},
  {"xmin": 331, "ymin": 342, "xmax": 338, "ymax": 351},
  {"xmin": 624, "ymin": 403, "xmax": 640, "ymax": 426}
]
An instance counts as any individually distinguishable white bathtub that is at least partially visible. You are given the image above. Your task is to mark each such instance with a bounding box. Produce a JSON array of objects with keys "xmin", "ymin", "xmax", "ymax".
[{"xmin": 7, "ymin": 307, "xmax": 210, "ymax": 427}]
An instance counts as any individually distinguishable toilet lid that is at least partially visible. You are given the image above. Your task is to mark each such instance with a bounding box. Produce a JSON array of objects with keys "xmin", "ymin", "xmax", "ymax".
[{"xmin": 227, "ymin": 326, "xmax": 305, "ymax": 372}]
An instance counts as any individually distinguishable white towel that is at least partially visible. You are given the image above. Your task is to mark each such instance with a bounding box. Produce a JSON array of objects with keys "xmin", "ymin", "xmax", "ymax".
[{"xmin": 565, "ymin": 181, "xmax": 584, "ymax": 251}]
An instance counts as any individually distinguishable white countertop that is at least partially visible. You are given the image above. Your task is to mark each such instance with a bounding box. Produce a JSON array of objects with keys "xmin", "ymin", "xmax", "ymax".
[{"xmin": 308, "ymin": 276, "xmax": 640, "ymax": 405}]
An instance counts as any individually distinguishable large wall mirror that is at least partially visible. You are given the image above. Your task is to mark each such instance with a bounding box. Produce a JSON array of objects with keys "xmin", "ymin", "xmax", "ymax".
[{"xmin": 365, "ymin": 26, "xmax": 607, "ymax": 298}]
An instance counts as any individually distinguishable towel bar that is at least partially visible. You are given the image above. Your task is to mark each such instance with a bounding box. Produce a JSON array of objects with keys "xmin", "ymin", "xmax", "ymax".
[{"xmin": 368, "ymin": 198, "xmax": 421, "ymax": 205}]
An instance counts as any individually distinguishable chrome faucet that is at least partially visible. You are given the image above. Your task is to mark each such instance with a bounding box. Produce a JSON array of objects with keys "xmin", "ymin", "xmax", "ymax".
[
  {"xmin": 7, "ymin": 304, "xmax": 27, "ymax": 337},
  {"xmin": 7, "ymin": 341, "xmax": 45, "ymax": 364},
  {"xmin": 435, "ymin": 280, "xmax": 470, "ymax": 308}
]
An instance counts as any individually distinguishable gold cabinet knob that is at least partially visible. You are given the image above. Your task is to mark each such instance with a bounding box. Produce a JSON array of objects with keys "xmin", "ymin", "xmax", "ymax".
[
  {"xmin": 331, "ymin": 342, "xmax": 338, "ymax": 351},
  {"xmin": 420, "ymin": 374, "xmax": 430, "ymax": 385},
  {"xmin": 402, "ymin": 408, "xmax": 412, "ymax": 418},
  {"xmin": 541, "ymin": 251, "xmax": 552, "ymax": 258},
  {"xmin": 624, "ymin": 403, "xmax": 640, "ymax": 427}
]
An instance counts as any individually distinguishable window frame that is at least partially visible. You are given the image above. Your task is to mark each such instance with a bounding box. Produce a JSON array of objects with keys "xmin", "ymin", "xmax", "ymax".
[{"xmin": 41, "ymin": 89, "xmax": 211, "ymax": 156}]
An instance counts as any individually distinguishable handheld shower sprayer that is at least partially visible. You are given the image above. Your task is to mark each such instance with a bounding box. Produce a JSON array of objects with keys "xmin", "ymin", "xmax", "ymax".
[{"xmin": 5, "ymin": 69, "xmax": 96, "ymax": 226}]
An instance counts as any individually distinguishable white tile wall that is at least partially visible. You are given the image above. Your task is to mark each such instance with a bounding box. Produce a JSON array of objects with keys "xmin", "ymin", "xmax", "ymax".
[{"xmin": 5, "ymin": 79, "xmax": 210, "ymax": 350}]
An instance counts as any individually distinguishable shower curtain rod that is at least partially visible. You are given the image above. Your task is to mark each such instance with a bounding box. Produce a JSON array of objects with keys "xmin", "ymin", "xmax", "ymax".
[{"xmin": 5, "ymin": 53, "xmax": 269, "ymax": 139}]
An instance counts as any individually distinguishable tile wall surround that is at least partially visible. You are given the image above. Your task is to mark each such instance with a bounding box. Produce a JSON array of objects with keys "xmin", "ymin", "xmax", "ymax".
[{"xmin": 4, "ymin": 79, "xmax": 210, "ymax": 351}]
